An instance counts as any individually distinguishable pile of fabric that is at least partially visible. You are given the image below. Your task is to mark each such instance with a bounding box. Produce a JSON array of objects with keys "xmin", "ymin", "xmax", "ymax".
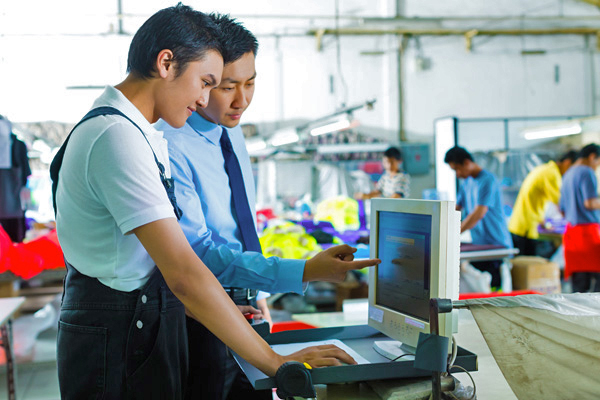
[
  {"xmin": 0, "ymin": 226, "xmax": 64, "ymax": 279},
  {"xmin": 260, "ymin": 222, "xmax": 322, "ymax": 260},
  {"xmin": 313, "ymin": 196, "xmax": 360, "ymax": 232},
  {"xmin": 463, "ymin": 293, "xmax": 600, "ymax": 399}
]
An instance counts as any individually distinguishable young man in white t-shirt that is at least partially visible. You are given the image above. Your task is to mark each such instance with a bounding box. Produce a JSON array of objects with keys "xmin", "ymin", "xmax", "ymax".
[{"xmin": 53, "ymin": 5, "xmax": 377, "ymax": 398}]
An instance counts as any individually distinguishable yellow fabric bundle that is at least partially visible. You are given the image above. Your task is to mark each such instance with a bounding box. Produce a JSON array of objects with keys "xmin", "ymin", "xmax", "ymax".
[
  {"xmin": 314, "ymin": 196, "xmax": 360, "ymax": 231},
  {"xmin": 260, "ymin": 222, "xmax": 322, "ymax": 259}
]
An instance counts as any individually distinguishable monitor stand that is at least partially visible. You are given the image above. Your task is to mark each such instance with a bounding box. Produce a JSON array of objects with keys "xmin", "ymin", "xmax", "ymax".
[{"xmin": 373, "ymin": 340, "xmax": 416, "ymax": 361}]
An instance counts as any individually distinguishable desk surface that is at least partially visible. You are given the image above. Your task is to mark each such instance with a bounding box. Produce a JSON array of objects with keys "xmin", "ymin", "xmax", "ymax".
[
  {"xmin": 293, "ymin": 309, "xmax": 517, "ymax": 400},
  {"xmin": 293, "ymin": 311, "xmax": 367, "ymax": 329},
  {"xmin": 0, "ymin": 297, "xmax": 25, "ymax": 326}
]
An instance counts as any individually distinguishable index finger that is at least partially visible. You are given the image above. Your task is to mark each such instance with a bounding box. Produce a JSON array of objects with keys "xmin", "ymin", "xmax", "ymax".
[{"xmin": 340, "ymin": 258, "xmax": 381, "ymax": 270}]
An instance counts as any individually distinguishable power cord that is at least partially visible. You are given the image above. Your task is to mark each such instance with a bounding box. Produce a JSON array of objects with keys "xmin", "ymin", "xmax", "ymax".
[
  {"xmin": 391, "ymin": 352, "xmax": 415, "ymax": 362},
  {"xmin": 445, "ymin": 335, "xmax": 458, "ymax": 375},
  {"xmin": 445, "ymin": 336, "xmax": 475, "ymax": 399},
  {"xmin": 447, "ymin": 365, "xmax": 477, "ymax": 400}
]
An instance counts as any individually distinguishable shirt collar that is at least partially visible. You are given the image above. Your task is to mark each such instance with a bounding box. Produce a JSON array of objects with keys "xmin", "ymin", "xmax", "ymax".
[
  {"xmin": 92, "ymin": 86, "xmax": 160, "ymax": 137},
  {"xmin": 187, "ymin": 112, "xmax": 226, "ymax": 146}
]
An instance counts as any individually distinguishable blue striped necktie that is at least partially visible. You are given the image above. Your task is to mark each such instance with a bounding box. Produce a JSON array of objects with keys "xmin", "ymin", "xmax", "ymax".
[{"xmin": 220, "ymin": 128, "xmax": 262, "ymax": 252}]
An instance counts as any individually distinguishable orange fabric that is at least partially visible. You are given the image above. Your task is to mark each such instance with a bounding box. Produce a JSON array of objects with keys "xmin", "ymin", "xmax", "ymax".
[
  {"xmin": 8, "ymin": 243, "xmax": 45, "ymax": 279},
  {"xmin": 563, "ymin": 223, "xmax": 600, "ymax": 279},
  {"xmin": 0, "ymin": 226, "xmax": 12, "ymax": 274},
  {"xmin": 0, "ymin": 228, "xmax": 65, "ymax": 279},
  {"xmin": 271, "ymin": 321, "xmax": 317, "ymax": 333},
  {"xmin": 21, "ymin": 230, "xmax": 64, "ymax": 270}
]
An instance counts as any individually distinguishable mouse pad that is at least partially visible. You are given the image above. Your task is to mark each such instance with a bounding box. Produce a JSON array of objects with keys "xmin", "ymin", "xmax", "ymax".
[{"xmin": 271, "ymin": 339, "xmax": 371, "ymax": 365}]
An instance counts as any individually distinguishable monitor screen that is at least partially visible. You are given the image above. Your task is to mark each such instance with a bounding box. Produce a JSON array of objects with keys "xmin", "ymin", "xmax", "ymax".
[{"xmin": 375, "ymin": 211, "xmax": 432, "ymax": 322}]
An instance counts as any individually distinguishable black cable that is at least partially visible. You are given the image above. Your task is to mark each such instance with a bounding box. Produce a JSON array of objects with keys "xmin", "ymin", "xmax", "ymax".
[
  {"xmin": 390, "ymin": 352, "xmax": 415, "ymax": 362},
  {"xmin": 448, "ymin": 364, "xmax": 477, "ymax": 400}
]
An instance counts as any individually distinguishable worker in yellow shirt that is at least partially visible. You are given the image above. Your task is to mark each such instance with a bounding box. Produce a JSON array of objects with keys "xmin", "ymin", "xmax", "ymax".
[{"xmin": 509, "ymin": 150, "xmax": 578, "ymax": 256}]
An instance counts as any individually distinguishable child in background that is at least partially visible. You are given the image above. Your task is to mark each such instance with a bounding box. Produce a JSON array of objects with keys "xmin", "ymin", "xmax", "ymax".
[{"xmin": 355, "ymin": 146, "xmax": 410, "ymax": 199}]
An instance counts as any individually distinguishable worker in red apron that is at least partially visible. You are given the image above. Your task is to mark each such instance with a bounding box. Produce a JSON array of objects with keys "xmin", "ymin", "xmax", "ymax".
[
  {"xmin": 559, "ymin": 143, "xmax": 600, "ymax": 292},
  {"xmin": 52, "ymin": 5, "xmax": 369, "ymax": 398}
]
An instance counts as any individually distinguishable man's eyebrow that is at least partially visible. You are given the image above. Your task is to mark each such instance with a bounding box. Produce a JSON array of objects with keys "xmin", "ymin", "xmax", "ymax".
[
  {"xmin": 221, "ymin": 72, "xmax": 257, "ymax": 84},
  {"xmin": 205, "ymin": 74, "xmax": 218, "ymax": 86}
]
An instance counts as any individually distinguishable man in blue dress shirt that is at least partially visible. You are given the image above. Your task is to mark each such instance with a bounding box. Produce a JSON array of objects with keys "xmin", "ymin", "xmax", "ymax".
[
  {"xmin": 157, "ymin": 14, "xmax": 379, "ymax": 400},
  {"xmin": 445, "ymin": 146, "xmax": 513, "ymax": 288}
]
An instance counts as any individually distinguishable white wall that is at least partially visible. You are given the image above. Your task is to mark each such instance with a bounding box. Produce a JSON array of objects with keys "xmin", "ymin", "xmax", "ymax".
[
  {"xmin": 0, "ymin": 0, "xmax": 398, "ymax": 125},
  {"xmin": 0, "ymin": 35, "xmax": 130, "ymax": 122},
  {"xmin": 403, "ymin": 34, "xmax": 595, "ymax": 138},
  {"xmin": 245, "ymin": 34, "xmax": 399, "ymax": 132},
  {"xmin": 399, "ymin": 0, "xmax": 599, "ymax": 140},
  {"xmin": 0, "ymin": 0, "xmax": 598, "ymax": 147}
]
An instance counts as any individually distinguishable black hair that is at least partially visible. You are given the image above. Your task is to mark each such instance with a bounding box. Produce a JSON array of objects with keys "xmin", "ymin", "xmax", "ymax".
[
  {"xmin": 579, "ymin": 143, "xmax": 600, "ymax": 159},
  {"xmin": 208, "ymin": 13, "xmax": 258, "ymax": 64},
  {"xmin": 558, "ymin": 150, "xmax": 578, "ymax": 163},
  {"xmin": 444, "ymin": 146, "xmax": 473, "ymax": 164},
  {"xmin": 383, "ymin": 147, "xmax": 402, "ymax": 161},
  {"xmin": 127, "ymin": 3, "xmax": 222, "ymax": 79}
]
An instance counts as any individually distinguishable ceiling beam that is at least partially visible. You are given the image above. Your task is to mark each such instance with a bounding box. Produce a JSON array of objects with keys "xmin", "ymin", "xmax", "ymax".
[
  {"xmin": 309, "ymin": 27, "xmax": 599, "ymax": 36},
  {"xmin": 310, "ymin": 27, "xmax": 600, "ymax": 52}
]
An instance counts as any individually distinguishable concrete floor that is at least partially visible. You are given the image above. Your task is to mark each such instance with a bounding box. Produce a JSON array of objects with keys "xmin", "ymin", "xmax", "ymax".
[{"xmin": 0, "ymin": 328, "xmax": 59, "ymax": 400}]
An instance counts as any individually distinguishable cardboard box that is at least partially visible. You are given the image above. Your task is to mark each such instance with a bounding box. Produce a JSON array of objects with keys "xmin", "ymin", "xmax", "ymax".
[
  {"xmin": 511, "ymin": 256, "xmax": 561, "ymax": 294},
  {"xmin": 0, "ymin": 280, "xmax": 19, "ymax": 298}
]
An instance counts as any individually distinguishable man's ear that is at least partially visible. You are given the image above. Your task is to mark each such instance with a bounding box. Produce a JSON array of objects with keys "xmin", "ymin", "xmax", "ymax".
[{"xmin": 156, "ymin": 49, "xmax": 175, "ymax": 79}]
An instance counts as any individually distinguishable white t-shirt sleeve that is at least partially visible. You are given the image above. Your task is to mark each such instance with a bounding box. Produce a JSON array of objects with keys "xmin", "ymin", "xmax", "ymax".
[{"xmin": 88, "ymin": 122, "xmax": 175, "ymax": 234}]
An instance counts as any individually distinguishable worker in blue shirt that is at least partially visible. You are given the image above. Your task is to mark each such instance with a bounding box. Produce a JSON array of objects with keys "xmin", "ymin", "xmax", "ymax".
[
  {"xmin": 559, "ymin": 143, "xmax": 600, "ymax": 292},
  {"xmin": 445, "ymin": 146, "xmax": 512, "ymax": 288},
  {"xmin": 157, "ymin": 13, "xmax": 379, "ymax": 400}
]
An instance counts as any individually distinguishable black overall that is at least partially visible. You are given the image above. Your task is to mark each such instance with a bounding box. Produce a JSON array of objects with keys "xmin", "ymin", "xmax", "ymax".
[{"xmin": 51, "ymin": 107, "xmax": 187, "ymax": 399}]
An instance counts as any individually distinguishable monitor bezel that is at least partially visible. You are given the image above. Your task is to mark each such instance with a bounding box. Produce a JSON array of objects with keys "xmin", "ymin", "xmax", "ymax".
[{"xmin": 368, "ymin": 198, "xmax": 459, "ymax": 352}]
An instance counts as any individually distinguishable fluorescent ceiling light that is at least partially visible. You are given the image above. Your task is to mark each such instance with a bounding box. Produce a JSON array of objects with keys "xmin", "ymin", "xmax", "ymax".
[
  {"xmin": 523, "ymin": 122, "xmax": 582, "ymax": 140},
  {"xmin": 270, "ymin": 127, "xmax": 299, "ymax": 147},
  {"xmin": 310, "ymin": 116, "xmax": 352, "ymax": 136},
  {"xmin": 315, "ymin": 143, "xmax": 390, "ymax": 154}
]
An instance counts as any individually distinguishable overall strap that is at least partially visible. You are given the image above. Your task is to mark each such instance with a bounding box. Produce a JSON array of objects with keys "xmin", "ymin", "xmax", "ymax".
[{"xmin": 50, "ymin": 106, "xmax": 182, "ymax": 219}]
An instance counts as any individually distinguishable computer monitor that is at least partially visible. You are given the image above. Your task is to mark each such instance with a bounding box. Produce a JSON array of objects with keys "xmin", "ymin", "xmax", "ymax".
[{"xmin": 368, "ymin": 199, "xmax": 460, "ymax": 359}]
